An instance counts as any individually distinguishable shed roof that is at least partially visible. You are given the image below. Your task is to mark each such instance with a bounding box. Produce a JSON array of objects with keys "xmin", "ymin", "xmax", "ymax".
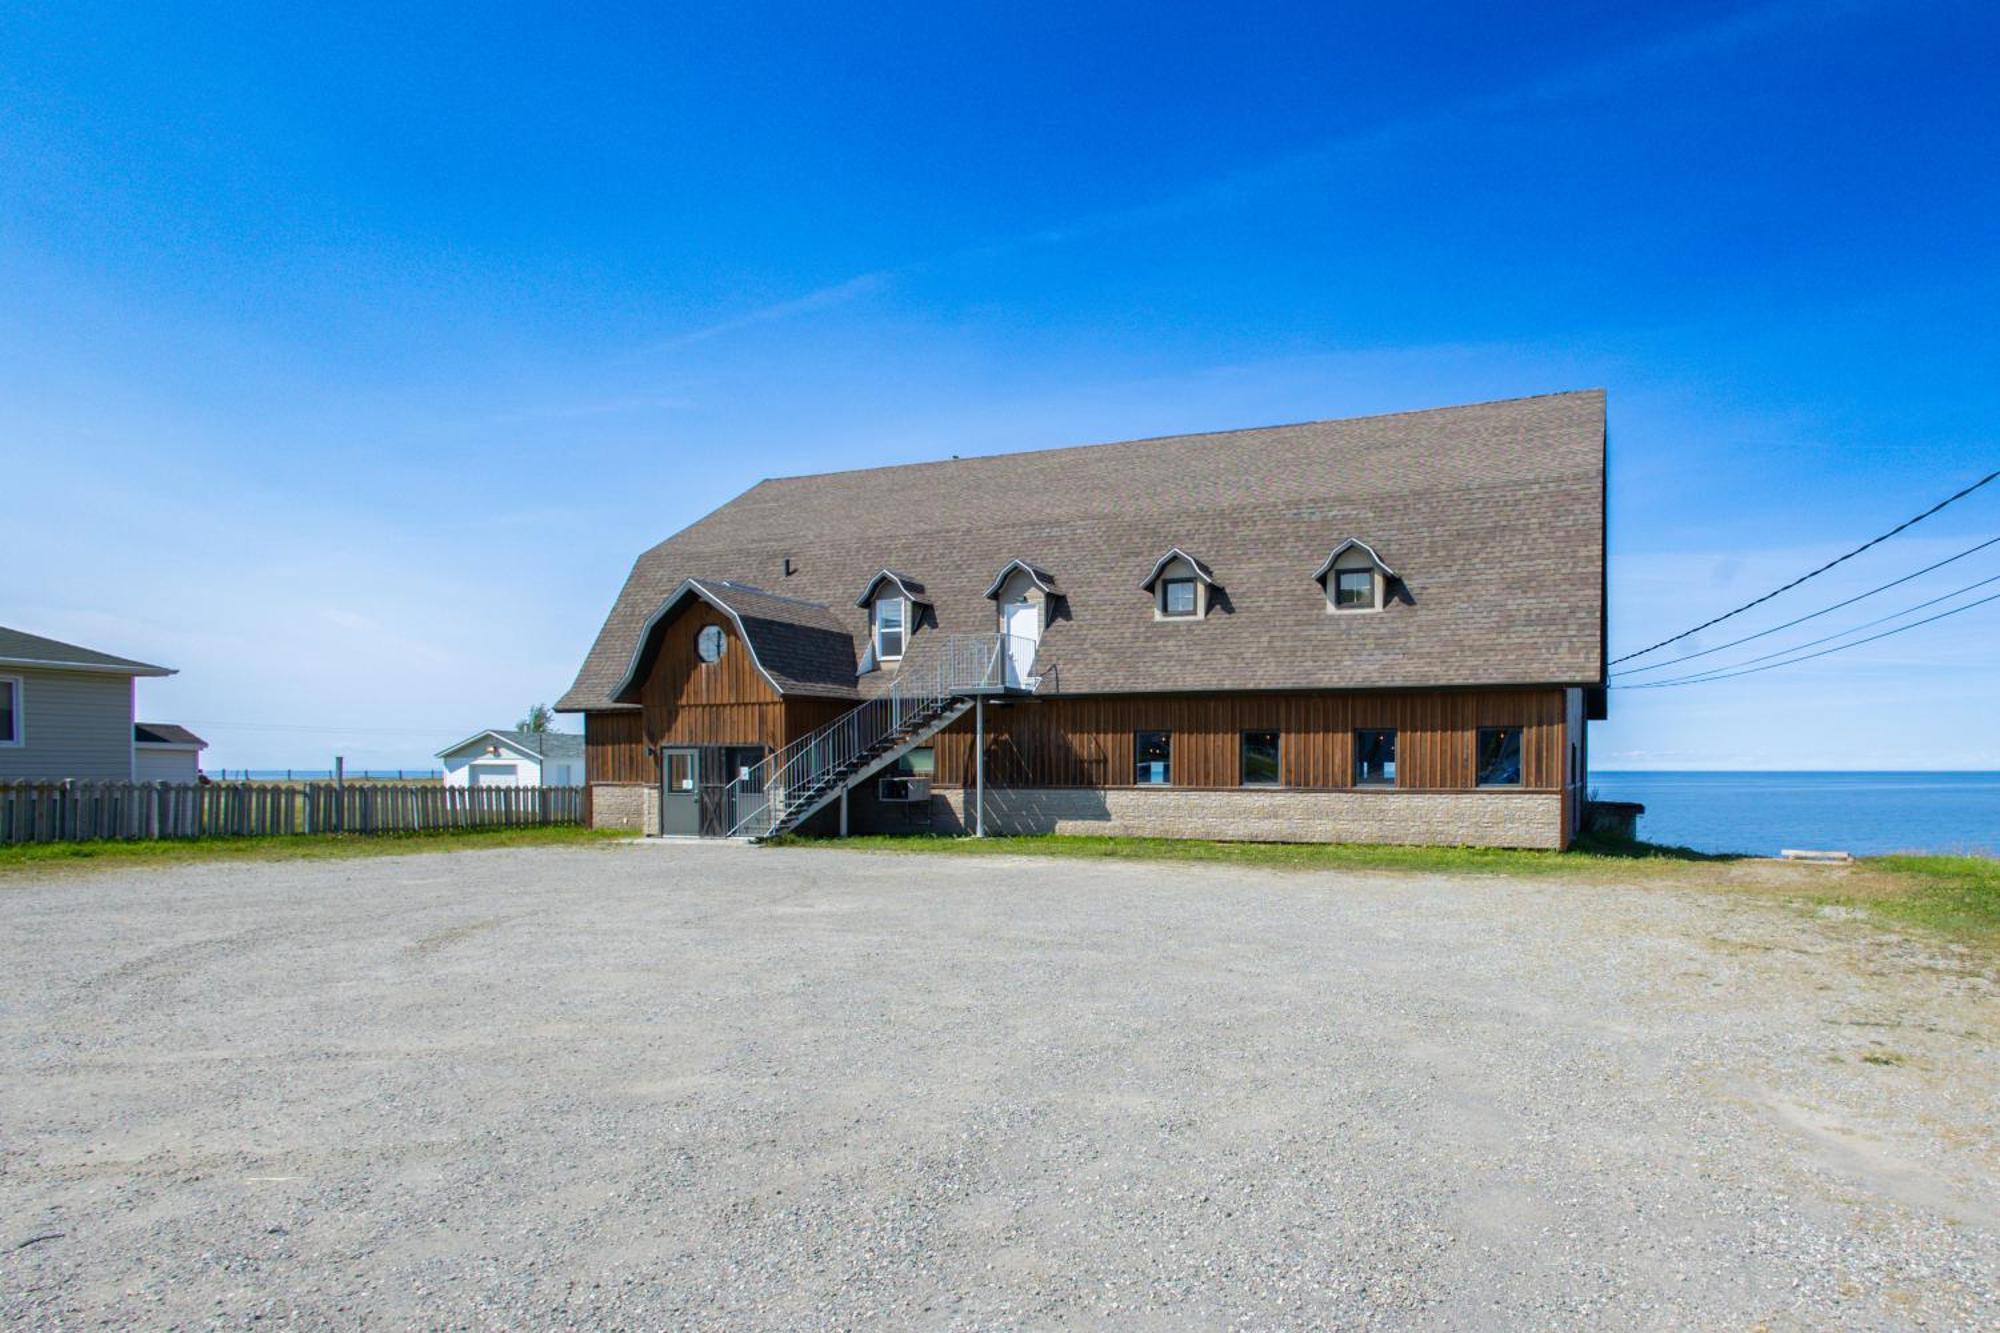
[
  {"xmin": 134, "ymin": 722, "xmax": 207, "ymax": 748},
  {"xmin": 436, "ymin": 729, "xmax": 586, "ymax": 763},
  {"xmin": 560, "ymin": 391, "xmax": 1606, "ymax": 709}
]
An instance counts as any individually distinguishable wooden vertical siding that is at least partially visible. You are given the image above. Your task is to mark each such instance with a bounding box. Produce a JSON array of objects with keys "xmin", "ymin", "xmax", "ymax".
[
  {"xmin": 585, "ymin": 710, "xmax": 649, "ymax": 784},
  {"xmin": 929, "ymin": 688, "xmax": 1568, "ymax": 791},
  {"xmin": 580, "ymin": 601, "xmax": 1575, "ymax": 796},
  {"xmin": 585, "ymin": 606, "xmax": 862, "ymax": 783}
]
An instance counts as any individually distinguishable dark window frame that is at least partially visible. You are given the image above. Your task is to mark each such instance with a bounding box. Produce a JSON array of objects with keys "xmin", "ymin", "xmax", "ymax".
[
  {"xmin": 1476, "ymin": 726, "xmax": 1524, "ymax": 788},
  {"xmin": 1160, "ymin": 577, "xmax": 1198, "ymax": 617},
  {"xmin": 0, "ymin": 675, "xmax": 18, "ymax": 746},
  {"xmin": 1354, "ymin": 728, "xmax": 1398, "ymax": 786},
  {"xmin": 1134, "ymin": 730, "xmax": 1173, "ymax": 786},
  {"xmin": 1332, "ymin": 567, "xmax": 1377, "ymax": 610},
  {"xmin": 1240, "ymin": 730, "xmax": 1281, "ymax": 787}
]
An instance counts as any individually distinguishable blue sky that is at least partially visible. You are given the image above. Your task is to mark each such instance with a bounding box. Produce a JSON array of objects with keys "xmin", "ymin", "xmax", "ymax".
[{"xmin": 3, "ymin": 0, "xmax": 1996, "ymax": 770}]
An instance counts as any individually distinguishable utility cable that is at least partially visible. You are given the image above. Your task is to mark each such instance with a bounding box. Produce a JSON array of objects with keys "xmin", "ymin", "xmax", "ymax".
[
  {"xmin": 1612, "ymin": 532, "xmax": 2000, "ymax": 676},
  {"xmin": 1614, "ymin": 587, "xmax": 2000, "ymax": 688},
  {"xmin": 1609, "ymin": 468, "xmax": 1998, "ymax": 664}
]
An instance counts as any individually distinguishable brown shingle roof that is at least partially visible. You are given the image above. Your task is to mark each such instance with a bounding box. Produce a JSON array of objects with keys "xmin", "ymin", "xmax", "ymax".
[{"xmin": 560, "ymin": 391, "xmax": 1605, "ymax": 711}]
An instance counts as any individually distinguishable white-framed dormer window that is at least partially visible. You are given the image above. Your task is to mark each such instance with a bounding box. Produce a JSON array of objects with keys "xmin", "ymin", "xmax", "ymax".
[
  {"xmin": 1161, "ymin": 578, "xmax": 1198, "ymax": 617},
  {"xmin": 0, "ymin": 676, "xmax": 20, "ymax": 746},
  {"xmin": 873, "ymin": 596, "xmax": 907, "ymax": 661}
]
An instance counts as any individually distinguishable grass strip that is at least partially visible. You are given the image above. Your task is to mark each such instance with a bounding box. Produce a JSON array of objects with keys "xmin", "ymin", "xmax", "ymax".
[{"xmin": 0, "ymin": 824, "xmax": 624, "ymax": 875}]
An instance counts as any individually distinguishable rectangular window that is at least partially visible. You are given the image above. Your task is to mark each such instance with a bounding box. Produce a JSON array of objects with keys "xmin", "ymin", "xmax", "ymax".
[
  {"xmin": 1134, "ymin": 730, "xmax": 1172, "ymax": 785},
  {"xmin": 0, "ymin": 677, "xmax": 17, "ymax": 746},
  {"xmin": 894, "ymin": 746, "xmax": 935, "ymax": 777},
  {"xmin": 665, "ymin": 752, "xmax": 693, "ymax": 792},
  {"xmin": 1333, "ymin": 569, "xmax": 1375, "ymax": 609},
  {"xmin": 1477, "ymin": 727, "xmax": 1523, "ymax": 787},
  {"xmin": 1354, "ymin": 729, "xmax": 1397, "ymax": 785},
  {"xmin": 873, "ymin": 597, "xmax": 906, "ymax": 660},
  {"xmin": 1161, "ymin": 578, "xmax": 1197, "ymax": 617},
  {"xmin": 1240, "ymin": 730, "xmax": 1280, "ymax": 786}
]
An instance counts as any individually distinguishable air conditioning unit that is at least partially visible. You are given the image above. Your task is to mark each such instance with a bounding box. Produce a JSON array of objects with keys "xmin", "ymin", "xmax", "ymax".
[{"xmin": 878, "ymin": 776, "xmax": 931, "ymax": 803}]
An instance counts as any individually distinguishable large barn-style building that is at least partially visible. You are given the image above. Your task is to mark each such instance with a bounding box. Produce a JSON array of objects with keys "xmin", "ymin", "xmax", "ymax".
[{"xmin": 559, "ymin": 391, "xmax": 1607, "ymax": 848}]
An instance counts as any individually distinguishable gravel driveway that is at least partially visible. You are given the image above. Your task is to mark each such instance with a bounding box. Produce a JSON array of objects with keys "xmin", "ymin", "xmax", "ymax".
[{"xmin": 1, "ymin": 842, "xmax": 1994, "ymax": 1328}]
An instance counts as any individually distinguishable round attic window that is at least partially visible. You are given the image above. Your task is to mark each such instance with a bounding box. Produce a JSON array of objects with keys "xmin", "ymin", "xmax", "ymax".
[{"xmin": 696, "ymin": 625, "xmax": 727, "ymax": 663}]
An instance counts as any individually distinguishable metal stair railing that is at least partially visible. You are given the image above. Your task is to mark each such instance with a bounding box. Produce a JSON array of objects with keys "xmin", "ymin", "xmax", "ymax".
[{"xmin": 726, "ymin": 633, "xmax": 1025, "ymax": 838}]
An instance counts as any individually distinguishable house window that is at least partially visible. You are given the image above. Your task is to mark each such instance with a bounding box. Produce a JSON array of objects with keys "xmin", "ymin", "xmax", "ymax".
[
  {"xmin": 1333, "ymin": 568, "xmax": 1376, "ymax": 610},
  {"xmin": 1134, "ymin": 731, "xmax": 1172, "ymax": 785},
  {"xmin": 873, "ymin": 596, "xmax": 906, "ymax": 661},
  {"xmin": 1241, "ymin": 731, "xmax": 1280, "ymax": 786},
  {"xmin": 0, "ymin": 677, "xmax": 18, "ymax": 746},
  {"xmin": 1355, "ymin": 729, "xmax": 1397, "ymax": 785},
  {"xmin": 1477, "ymin": 727, "xmax": 1523, "ymax": 787},
  {"xmin": 895, "ymin": 746, "xmax": 935, "ymax": 778},
  {"xmin": 1161, "ymin": 578, "xmax": 1197, "ymax": 617}
]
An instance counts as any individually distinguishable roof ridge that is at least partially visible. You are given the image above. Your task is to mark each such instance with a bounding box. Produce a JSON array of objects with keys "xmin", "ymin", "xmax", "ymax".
[
  {"xmin": 699, "ymin": 577, "xmax": 838, "ymax": 612},
  {"xmin": 754, "ymin": 389, "xmax": 1606, "ymax": 486}
]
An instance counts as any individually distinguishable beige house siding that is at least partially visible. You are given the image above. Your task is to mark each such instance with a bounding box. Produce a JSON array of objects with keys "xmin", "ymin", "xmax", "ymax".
[{"xmin": 0, "ymin": 668, "xmax": 134, "ymax": 782}]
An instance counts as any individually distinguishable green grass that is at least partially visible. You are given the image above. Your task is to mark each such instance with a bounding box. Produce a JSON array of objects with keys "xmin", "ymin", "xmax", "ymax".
[
  {"xmin": 1861, "ymin": 855, "xmax": 2000, "ymax": 947},
  {"xmin": 772, "ymin": 832, "xmax": 1998, "ymax": 949},
  {"xmin": 767, "ymin": 829, "xmax": 1727, "ymax": 878},
  {"xmin": 0, "ymin": 823, "xmax": 625, "ymax": 875}
]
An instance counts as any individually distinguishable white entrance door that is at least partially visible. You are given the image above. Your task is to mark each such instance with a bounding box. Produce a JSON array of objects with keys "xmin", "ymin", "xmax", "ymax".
[{"xmin": 1003, "ymin": 600, "xmax": 1040, "ymax": 686}]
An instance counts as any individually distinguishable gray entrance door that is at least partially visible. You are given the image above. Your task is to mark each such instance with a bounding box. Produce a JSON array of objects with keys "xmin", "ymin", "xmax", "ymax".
[{"xmin": 661, "ymin": 748, "xmax": 700, "ymax": 836}]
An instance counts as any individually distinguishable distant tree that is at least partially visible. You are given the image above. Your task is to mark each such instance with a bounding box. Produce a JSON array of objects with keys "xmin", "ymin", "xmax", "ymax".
[{"xmin": 517, "ymin": 703, "xmax": 555, "ymax": 734}]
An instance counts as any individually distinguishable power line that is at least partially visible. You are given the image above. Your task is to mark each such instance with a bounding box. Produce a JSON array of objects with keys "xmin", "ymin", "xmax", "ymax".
[
  {"xmin": 1611, "ymin": 532, "xmax": 2000, "ymax": 676},
  {"xmin": 1620, "ymin": 569, "xmax": 2000, "ymax": 685},
  {"xmin": 1614, "ymin": 586, "xmax": 2000, "ymax": 689},
  {"xmin": 1609, "ymin": 468, "xmax": 1999, "ymax": 665}
]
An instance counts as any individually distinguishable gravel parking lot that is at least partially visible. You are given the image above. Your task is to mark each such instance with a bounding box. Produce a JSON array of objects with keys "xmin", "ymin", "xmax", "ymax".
[{"xmin": 2, "ymin": 842, "xmax": 1995, "ymax": 1328}]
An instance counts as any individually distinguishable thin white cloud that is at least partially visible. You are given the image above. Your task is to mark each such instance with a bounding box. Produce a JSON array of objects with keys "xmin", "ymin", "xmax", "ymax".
[{"xmin": 642, "ymin": 270, "xmax": 895, "ymax": 354}]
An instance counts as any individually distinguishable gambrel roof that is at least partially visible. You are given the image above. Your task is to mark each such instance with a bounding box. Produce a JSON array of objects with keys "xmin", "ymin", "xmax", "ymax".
[
  {"xmin": 559, "ymin": 391, "xmax": 1606, "ymax": 709},
  {"xmin": 609, "ymin": 578, "xmax": 861, "ymax": 702}
]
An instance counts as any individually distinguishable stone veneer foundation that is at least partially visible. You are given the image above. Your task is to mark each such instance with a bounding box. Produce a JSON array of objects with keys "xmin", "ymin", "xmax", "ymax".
[
  {"xmin": 905, "ymin": 786, "xmax": 1565, "ymax": 850},
  {"xmin": 597, "ymin": 781, "xmax": 1563, "ymax": 849},
  {"xmin": 589, "ymin": 784, "xmax": 659, "ymax": 836}
]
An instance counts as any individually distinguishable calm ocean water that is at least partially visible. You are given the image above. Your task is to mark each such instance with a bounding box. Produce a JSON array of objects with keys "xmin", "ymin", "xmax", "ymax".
[{"xmin": 1591, "ymin": 771, "xmax": 2000, "ymax": 858}]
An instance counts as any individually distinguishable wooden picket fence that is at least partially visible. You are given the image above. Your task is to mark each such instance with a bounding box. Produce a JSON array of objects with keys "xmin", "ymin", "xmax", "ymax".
[{"xmin": 0, "ymin": 780, "xmax": 584, "ymax": 845}]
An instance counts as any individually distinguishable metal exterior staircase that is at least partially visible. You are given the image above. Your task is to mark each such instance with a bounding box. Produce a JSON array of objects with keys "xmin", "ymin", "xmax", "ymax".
[{"xmin": 726, "ymin": 633, "xmax": 1025, "ymax": 839}]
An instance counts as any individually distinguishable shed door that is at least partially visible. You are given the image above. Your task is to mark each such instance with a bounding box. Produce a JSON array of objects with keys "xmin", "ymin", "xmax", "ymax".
[
  {"xmin": 1003, "ymin": 600, "xmax": 1039, "ymax": 686},
  {"xmin": 661, "ymin": 748, "xmax": 700, "ymax": 836},
  {"xmin": 469, "ymin": 762, "xmax": 519, "ymax": 787}
]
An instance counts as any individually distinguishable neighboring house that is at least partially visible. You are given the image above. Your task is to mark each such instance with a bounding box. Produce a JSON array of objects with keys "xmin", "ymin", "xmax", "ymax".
[
  {"xmin": 436, "ymin": 730, "xmax": 586, "ymax": 787},
  {"xmin": 133, "ymin": 723, "xmax": 208, "ymax": 783},
  {"xmin": 559, "ymin": 392, "xmax": 1607, "ymax": 849},
  {"xmin": 0, "ymin": 625, "xmax": 178, "ymax": 782}
]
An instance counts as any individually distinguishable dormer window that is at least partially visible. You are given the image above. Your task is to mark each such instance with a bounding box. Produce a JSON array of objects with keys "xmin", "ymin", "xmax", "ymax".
[
  {"xmin": 855, "ymin": 570, "xmax": 929, "ymax": 669},
  {"xmin": 1332, "ymin": 569, "xmax": 1375, "ymax": 610},
  {"xmin": 872, "ymin": 596, "xmax": 906, "ymax": 661},
  {"xmin": 1314, "ymin": 539, "xmax": 1396, "ymax": 614},
  {"xmin": 1140, "ymin": 548, "xmax": 1219, "ymax": 621}
]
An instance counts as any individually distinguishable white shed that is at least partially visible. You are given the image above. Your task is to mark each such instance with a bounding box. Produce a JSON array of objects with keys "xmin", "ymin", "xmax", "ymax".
[
  {"xmin": 436, "ymin": 729, "xmax": 584, "ymax": 788},
  {"xmin": 133, "ymin": 722, "xmax": 207, "ymax": 784}
]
